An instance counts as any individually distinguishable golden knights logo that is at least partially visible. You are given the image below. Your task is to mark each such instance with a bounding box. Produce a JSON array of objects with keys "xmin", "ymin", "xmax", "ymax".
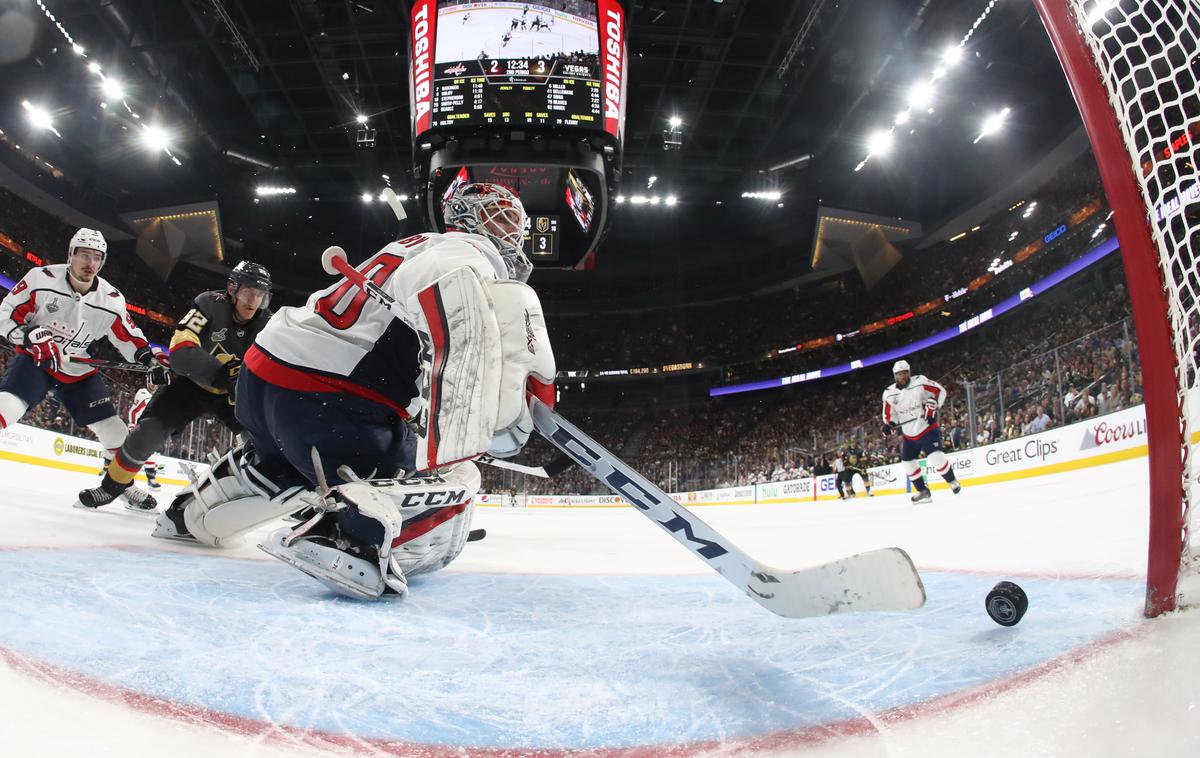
[{"xmin": 536, "ymin": 217, "xmax": 550, "ymax": 233}]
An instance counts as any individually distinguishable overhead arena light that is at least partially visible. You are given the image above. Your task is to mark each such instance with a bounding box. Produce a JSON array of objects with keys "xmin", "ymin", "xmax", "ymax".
[
  {"xmin": 942, "ymin": 44, "xmax": 964, "ymax": 66},
  {"xmin": 974, "ymin": 107, "xmax": 1011, "ymax": 143},
  {"xmin": 356, "ymin": 113, "xmax": 369, "ymax": 124},
  {"xmin": 665, "ymin": 195, "xmax": 678, "ymax": 206},
  {"xmin": 100, "ymin": 77, "xmax": 125, "ymax": 101},
  {"xmin": 20, "ymin": 101, "xmax": 59, "ymax": 136},
  {"xmin": 361, "ymin": 192, "xmax": 374, "ymax": 203},
  {"xmin": 254, "ymin": 185, "xmax": 297, "ymax": 197},
  {"xmin": 141, "ymin": 124, "xmax": 171, "ymax": 152},
  {"xmin": 908, "ymin": 81, "xmax": 935, "ymax": 109},
  {"xmin": 615, "ymin": 195, "xmax": 626, "ymax": 204},
  {"xmin": 741, "ymin": 191, "xmax": 783, "ymax": 201},
  {"xmin": 668, "ymin": 115, "xmax": 682, "ymax": 128},
  {"xmin": 867, "ymin": 129, "xmax": 894, "ymax": 157},
  {"xmin": 86, "ymin": 61, "xmax": 101, "ymax": 75}
]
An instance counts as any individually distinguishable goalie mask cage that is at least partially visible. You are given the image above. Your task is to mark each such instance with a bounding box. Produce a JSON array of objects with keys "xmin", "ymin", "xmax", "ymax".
[{"xmin": 1034, "ymin": 0, "xmax": 1200, "ymax": 616}]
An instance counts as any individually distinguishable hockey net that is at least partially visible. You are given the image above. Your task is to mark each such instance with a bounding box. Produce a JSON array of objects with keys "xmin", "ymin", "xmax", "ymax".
[{"xmin": 1035, "ymin": 0, "xmax": 1200, "ymax": 615}]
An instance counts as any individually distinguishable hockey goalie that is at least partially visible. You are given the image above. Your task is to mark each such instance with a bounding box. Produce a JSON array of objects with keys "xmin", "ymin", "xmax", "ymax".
[{"xmin": 152, "ymin": 183, "xmax": 556, "ymax": 600}]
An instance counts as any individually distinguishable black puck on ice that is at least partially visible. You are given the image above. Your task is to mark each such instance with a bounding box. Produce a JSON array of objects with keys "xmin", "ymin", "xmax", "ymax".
[
  {"xmin": 985, "ymin": 581, "xmax": 1028, "ymax": 626},
  {"xmin": 467, "ymin": 528, "xmax": 487, "ymax": 543}
]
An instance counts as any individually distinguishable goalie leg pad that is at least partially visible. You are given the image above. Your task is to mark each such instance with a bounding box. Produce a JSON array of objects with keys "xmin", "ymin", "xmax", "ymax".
[
  {"xmin": 408, "ymin": 266, "xmax": 502, "ymax": 471},
  {"xmin": 162, "ymin": 443, "xmax": 312, "ymax": 547},
  {"xmin": 0, "ymin": 392, "xmax": 28, "ymax": 429},
  {"xmin": 334, "ymin": 460, "xmax": 481, "ymax": 593}
]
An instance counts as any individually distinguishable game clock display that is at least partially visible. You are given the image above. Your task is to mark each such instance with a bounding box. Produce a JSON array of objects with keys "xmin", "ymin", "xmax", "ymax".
[{"xmin": 431, "ymin": 1, "xmax": 604, "ymax": 131}]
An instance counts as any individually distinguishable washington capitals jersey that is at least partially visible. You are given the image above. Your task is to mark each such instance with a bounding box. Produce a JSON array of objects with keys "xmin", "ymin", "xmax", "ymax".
[
  {"xmin": 169, "ymin": 291, "xmax": 272, "ymax": 395},
  {"xmin": 882, "ymin": 374, "xmax": 947, "ymax": 440},
  {"xmin": 248, "ymin": 232, "xmax": 508, "ymax": 417},
  {"xmin": 0, "ymin": 264, "xmax": 149, "ymax": 382}
]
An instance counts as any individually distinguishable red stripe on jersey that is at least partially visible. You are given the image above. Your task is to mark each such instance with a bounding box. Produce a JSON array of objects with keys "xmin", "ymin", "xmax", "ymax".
[
  {"xmin": 902, "ymin": 423, "xmax": 939, "ymax": 441},
  {"xmin": 110, "ymin": 313, "xmax": 149, "ymax": 349},
  {"xmin": 923, "ymin": 384, "xmax": 941, "ymax": 399},
  {"xmin": 243, "ymin": 346, "xmax": 411, "ymax": 419},
  {"xmin": 884, "ymin": 403, "xmax": 892, "ymax": 422},
  {"xmin": 527, "ymin": 376, "xmax": 555, "ymax": 410},
  {"xmin": 172, "ymin": 339, "xmax": 200, "ymax": 350},
  {"xmin": 390, "ymin": 503, "xmax": 467, "ymax": 549},
  {"xmin": 11, "ymin": 292, "xmax": 37, "ymax": 325},
  {"xmin": 417, "ymin": 285, "xmax": 450, "ymax": 472},
  {"xmin": 130, "ymin": 401, "xmax": 148, "ymax": 425},
  {"xmin": 0, "ymin": 412, "xmax": 7, "ymax": 429}
]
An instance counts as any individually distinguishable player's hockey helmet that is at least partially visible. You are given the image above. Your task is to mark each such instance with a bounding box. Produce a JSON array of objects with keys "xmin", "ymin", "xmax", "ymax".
[
  {"xmin": 442, "ymin": 182, "xmax": 532, "ymax": 282},
  {"xmin": 228, "ymin": 260, "xmax": 272, "ymax": 309},
  {"xmin": 68, "ymin": 228, "xmax": 107, "ymax": 267},
  {"xmin": 892, "ymin": 359, "xmax": 911, "ymax": 375}
]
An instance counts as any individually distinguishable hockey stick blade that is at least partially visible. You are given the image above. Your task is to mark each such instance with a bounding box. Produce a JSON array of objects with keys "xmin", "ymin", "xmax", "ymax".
[
  {"xmin": 477, "ymin": 454, "xmax": 549, "ymax": 478},
  {"xmin": 528, "ymin": 398, "xmax": 926, "ymax": 618},
  {"xmin": 69, "ymin": 357, "xmax": 153, "ymax": 373}
]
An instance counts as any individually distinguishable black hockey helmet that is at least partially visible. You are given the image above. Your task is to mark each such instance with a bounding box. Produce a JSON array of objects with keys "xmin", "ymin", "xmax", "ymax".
[{"xmin": 228, "ymin": 260, "xmax": 272, "ymax": 309}]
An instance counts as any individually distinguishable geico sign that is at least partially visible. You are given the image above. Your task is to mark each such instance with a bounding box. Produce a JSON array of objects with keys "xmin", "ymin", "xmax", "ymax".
[
  {"xmin": 985, "ymin": 439, "xmax": 1059, "ymax": 466},
  {"xmin": 819, "ymin": 477, "xmax": 838, "ymax": 492},
  {"xmin": 1081, "ymin": 416, "xmax": 1146, "ymax": 450}
]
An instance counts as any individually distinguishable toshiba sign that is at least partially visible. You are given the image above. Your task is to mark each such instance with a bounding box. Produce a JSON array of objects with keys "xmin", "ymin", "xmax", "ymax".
[
  {"xmin": 409, "ymin": 0, "xmax": 436, "ymax": 136},
  {"xmin": 599, "ymin": 0, "xmax": 626, "ymax": 139}
]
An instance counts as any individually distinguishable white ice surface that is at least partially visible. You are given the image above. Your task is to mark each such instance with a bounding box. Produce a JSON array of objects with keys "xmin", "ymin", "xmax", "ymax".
[{"xmin": 0, "ymin": 455, "xmax": 1197, "ymax": 756}]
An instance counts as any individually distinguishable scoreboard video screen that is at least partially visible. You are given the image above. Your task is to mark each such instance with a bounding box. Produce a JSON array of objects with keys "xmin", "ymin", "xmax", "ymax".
[{"xmin": 412, "ymin": 1, "xmax": 624, "ymax": 139}]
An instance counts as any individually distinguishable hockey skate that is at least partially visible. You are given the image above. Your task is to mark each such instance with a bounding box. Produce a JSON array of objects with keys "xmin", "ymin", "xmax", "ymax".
[
  {"xmin": 950, "ymin": 481, "xmax": 962, "ymax": 495},
  {"xmin": 123, "ymin": 486, "xmax": 158, "ymax": 512},
  {"xmin": 75, "ymin": 484, "xmax": 119, "ymax": 510},
  {"xmin": 145, "ymin": 476, "xmax": 162, "ymax": 491},
  {"xmin": 152, "ymin": 500, "xmax": 195, "ymax": 542},
  {"xmin": 911, "ymin": 489, "xmax": 932, "ymax": 504}
]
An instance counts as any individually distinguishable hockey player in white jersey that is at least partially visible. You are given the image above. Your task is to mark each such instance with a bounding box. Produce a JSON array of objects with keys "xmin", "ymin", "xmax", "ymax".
[
  {"xmin": 153, "ymin": 183, "xmax": 555, "ymax": 601},
  {"xmin": 127, "ymin": 386, "xmax": 161, "ymax": 490},
  {"xmin": 881, "ymin": 359, "xmax": 961, "ymax": 503},
  {"xmin": 0, "ymin": 228, "xmax": 168, "ymax": 498}
]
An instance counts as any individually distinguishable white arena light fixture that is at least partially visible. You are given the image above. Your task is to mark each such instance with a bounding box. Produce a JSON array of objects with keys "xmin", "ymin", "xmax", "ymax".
[
  {"xmin": 21, "ymin": 101, "xmax": 59, "ymax": 136},
  {"xmin": 86, "ymin": 61, "xmax": 101, "ymax": 75},
  {"xmin": 355, "ymin": 113, "xmax": 368, "ymax": 124},
  {"xmin": 668, "ymin": 115, "xmax": 682, "ymax": 128},
  {"xmin": 141, "ymin": 124, "xmax": 170, "ymax": 153},
  {"xmin": 630, "ymin": 195, "xmax": 649, "ymax": 205},
  {"xmin": 942, "ymin": 44, "xmax": 964, "ymax": 66},
  {"xmin": 894, "ymin": 110, "xmax": 910, "ymax": 126},
  {"xmin": 665, "ymin": 195, "xmax": 678, "ymax": 206},
  {"xmin": 100, "ymin": 77, "xmax": 124, "ymax": 101},
  {"xmin": 974, "ymin": 107, "xmax": 1011, "ymax": 144},
  {"xmin": 615, "ymin": 195, "xmax": 626, "ymax": 204},
  {"xmin": 361, "ymin": 192, "xmax": 373, "ymax": 203},
  {"xmin": 741, "ymin": 191, "xmax": 783, "ymax": 201},
  {"xmin": 649, "ymin": 196, "xmax": 661, "ymax": 205},
  {"xmin": 254, "ymin": 186, "xmax": 297, "ymax": 197},
  {"xmin": 908, "ymin": 80, "xmax": 935, "ymax": 109},
  {"xmin": 867, "ymin": 129, "xmax": 894, "ymax": 157},
  {"xmin": 398, "ymin": 194, "xmax": 409, "ymax": 201},
  {"xmin": 72, "ymin": 43, "xmax": 85, "ymax": 56}
]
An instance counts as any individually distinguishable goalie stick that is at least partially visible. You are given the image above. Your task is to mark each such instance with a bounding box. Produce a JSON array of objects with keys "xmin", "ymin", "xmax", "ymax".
[{"xmin": 319, "ymin": 245, "xmax": 926, "ymax": 617}]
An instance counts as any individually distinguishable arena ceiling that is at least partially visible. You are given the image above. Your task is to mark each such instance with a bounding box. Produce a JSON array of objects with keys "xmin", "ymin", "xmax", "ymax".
[{"xmin": 0, "ymin": 0, "xmax": 1087, "ymax": 291}]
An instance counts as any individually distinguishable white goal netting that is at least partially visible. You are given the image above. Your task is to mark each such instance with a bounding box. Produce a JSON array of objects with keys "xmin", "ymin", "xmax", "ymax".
[{"xmin": 1058, "ymin": 0, "xmax": 1200, "ymax": 607}]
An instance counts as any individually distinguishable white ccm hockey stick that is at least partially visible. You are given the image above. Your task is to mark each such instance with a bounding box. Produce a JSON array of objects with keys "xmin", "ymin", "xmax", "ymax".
[
  {"xmin": 319, "ymin": 245, "xmax": 925, "ymax": 618},
  {"xmin": 528, "ymin": 399, "xmax": 926, "ymax": 618}
]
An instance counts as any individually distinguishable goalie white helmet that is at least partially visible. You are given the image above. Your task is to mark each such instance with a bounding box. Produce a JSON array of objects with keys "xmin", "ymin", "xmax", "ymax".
[
  {"xmin": 68, "ymin": 228, "xmax": 107, "ymax": 267},
  {"xmin": 442, "ymin": 182, "xmax": 532, "ymax": 282}
]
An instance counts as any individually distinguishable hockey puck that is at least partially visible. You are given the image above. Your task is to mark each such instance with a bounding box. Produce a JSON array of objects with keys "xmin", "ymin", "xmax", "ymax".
[
  {"xmin": 985, "ymin": 580, "xmax": 1028, "ymax": 626},
  {"xmin": 467, "ymin": 528, "xmax": 486, "ymax": 543}
]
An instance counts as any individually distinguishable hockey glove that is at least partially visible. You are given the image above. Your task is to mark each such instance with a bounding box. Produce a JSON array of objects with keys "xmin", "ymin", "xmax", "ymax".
[
  {"xmin": 923, "ymin": 398, "xmax": 938, "ymax": 424},
  {"xmin": 24, "ymin": 327, "xmax": 61, "ymax": 373},
  {"xmin": 881, "ymin": 421, "xmax": 899, "ymax": 436},
  {"xmin": 136, "ymin": 346, "xmax": 172, "ymax": 386},
  {"xmin": 212, "ymin": 358, "xmax": 242, "ymax": 400}
]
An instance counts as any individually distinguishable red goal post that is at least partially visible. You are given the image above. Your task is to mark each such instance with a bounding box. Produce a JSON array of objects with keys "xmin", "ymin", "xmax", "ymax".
[{"xmin": 1034, "ymin": 0, "xmax": 1199, "ymax": 616}]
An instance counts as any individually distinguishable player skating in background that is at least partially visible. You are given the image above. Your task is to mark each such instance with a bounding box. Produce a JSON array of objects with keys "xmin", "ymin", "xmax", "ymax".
[
  {"xmin": 834, "ymin": 448, "xmax": 873, "ymax": 499},
  {"xmin": 0, "ymin": 229, "xmax": 167, "ymax": 498},
  {"xmin": 154, "ymin": 183, "xmax": 555, "ymax": 602},
  {"xmin": 77, "ymin": 261, "xmax": 273, "ymax": 511},
  {"xmin": 881, "ymin": 359, "xmax": 960, "ymax": 503},
  {"xmin": 128, "ymin": 385, "xmax": 161, "ymax": 490}
]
